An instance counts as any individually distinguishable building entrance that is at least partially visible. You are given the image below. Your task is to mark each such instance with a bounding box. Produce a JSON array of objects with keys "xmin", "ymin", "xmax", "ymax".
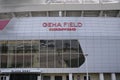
[
  {"xmin": 10, "ymin": 74, "xmax": 38, "ymax": 80},
  {"xmin": 0, "ymin": 76, "xmax": 7, "ymax": 80},
  {"xmin": 55, "ymin": 76, "xmax": 62, "ymax": 80}
]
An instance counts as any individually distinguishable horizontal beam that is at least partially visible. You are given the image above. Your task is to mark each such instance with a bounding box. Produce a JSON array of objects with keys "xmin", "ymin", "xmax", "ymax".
[{"xmin": 0, "ymin": 3, "xmax": 120, "ymax": 13}]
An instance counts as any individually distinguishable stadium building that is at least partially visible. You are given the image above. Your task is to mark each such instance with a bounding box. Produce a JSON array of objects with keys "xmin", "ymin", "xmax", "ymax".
[{"xmin": 0, "ymin": 0, "xmax": 120, "ymax": 80}]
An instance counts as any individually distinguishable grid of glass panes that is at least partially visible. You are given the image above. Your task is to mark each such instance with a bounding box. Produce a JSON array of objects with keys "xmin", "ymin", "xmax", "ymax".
[{"xmin": 0, "ymin": 40, "xmax": 84, "ymax": 68}]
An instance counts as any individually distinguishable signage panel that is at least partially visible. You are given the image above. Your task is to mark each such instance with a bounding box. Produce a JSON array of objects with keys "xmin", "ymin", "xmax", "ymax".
[
  {"xmin": 42, "ymin": 22, "xmax": 82, "ymax": 31},
  {"xmin": 0, "ymin": 69, "xmax": 41, "ymax": 73}
]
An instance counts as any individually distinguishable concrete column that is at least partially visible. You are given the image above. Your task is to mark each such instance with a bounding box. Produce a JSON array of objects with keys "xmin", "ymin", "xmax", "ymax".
[
  {"xmin": 111, "ymin": 73, "xmax": 116, "ymax": 80},
  {"xmin": 99, "ymin": 73, "xmax": 104, "ymax": 80},
  {"xmin": 6, "ymin": 76, "xmax": 10, "ymax": 80},
  {"xmin": 59, "ymin": 11, "xmax": 62, "ymax": 17},
  {"xmin": 37, "ymin": 75, "xmax": 41, "ymax": 80},
  {"xmin": 51, "ymin": 75, "xmax": 55, "ymax": 80},
  {"xmin": 69, "ymin": 73, "xmax": 73, "ymax": 80}
]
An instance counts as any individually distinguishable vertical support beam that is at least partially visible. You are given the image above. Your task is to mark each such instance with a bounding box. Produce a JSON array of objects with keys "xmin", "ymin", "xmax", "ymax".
[
  {"xmin": 99, "ymin": 11, "xmax": 103, "ymax": 17},
  {"xmin": 111, "ymin": 73, "xmax": 116, "ymax": 80},
  {"xmin": 29, "ymin": 12, "xmax": 32, "ymax": 17},
  {"xmin": 81, "ymin": 11, "xmax": 84, "ymax": 17},
  {"xmin": 99, "ymin": 73, "xmax": 104, "ymax": 80},
  {"xmin": 85, "ymin": 54, "xmax": 89, "ymax": 80},
  {"xmin": 64, "ymin": 11, "xmax": 67, "ymax": 17},
  {"xmin": 37, "ymin": 75, "xmax": 41, "ymax": 80},
  {"xmin": 69, "ymin": 73, "xmax": 72, "ymax": 80},
  {"xmin": 47, "ymin": 11, "xmax": 49, "ymax": 17},
  {"xmin": 59, "ymin": 11, "xmax": 62, "ymax": 17}
]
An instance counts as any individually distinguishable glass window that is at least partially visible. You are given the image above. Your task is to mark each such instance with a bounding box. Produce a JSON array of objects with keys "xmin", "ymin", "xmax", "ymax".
[
  {"xmin": 63, "ymin": 40, "xmax": 70, "ymax": 52},
  {"xmin": 24, "ymin": 40, "xmax": 32, "ymax": 53},
  {"xmin": 16, "ymin": 40, "xmax": 24, "ymax": 53},
  {"xmin": 1, "ymin": 41, "xmax": 8, "ymax": 54},
  {"xmin": 8, "ymin": 55, "xmax": 15, "ymax": 68},
  {"xmin": 56, "ymin": 40, "xmax": 62, "ymax": 52},
  {"xmin": 40, "ymin": 40, "xmax": 47, "ymax": 53},
  {"xmin": 71, "ymin": 40, "xmax": 79, "ymax": 67},
  {"xmin": 24, "ymin": 55, "xmax": 32, "ymax": 68},
  {"xmin": 48, "ymin": 40, "xmax": 55, "ymax": 68},
  {"xmin": 32, "ymin": 40, "xmax": 39, "ymax": 53},
  {"xmin": 63, "ymin": 40, "xmax": 71, "ymax": 67},
  {"xmin": 0, "ymin": 40, "xmax": 85, "ymax": 68},
  {"xmin": 48, "ymin": 40, "xmax": 55, "ymax": 52},
  {"xmin": 1, "ymin": 55, "xmax": 7, "ymax": 68},
  {"xmin": 16, "ymin": 55, "xmax": 23, "ymax": 68},
  {"xmin": 56, "ymin": 40, "xmax": 63, "ymax": 68},
  {"xmin": 71, "ymin": 40, "xmax": 79, "ymax": 52}
]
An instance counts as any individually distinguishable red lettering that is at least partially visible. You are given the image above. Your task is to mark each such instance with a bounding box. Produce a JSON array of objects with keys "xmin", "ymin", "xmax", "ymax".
[
  {"xmin": 72, "ymin": 28, "xmax": 76, "ymax": 31},
  {"xmin": 64, "ymin": 22, "xmax": 68, "ymax": 27},
  {"xmin": 77, "ymin": 22, "xmax": 82, "ymax": 27},
  {"xmin": 51, "ymin": 23, "xmax": 56, "ymax": 27},
  {"xmin": 43, "ymin": 23, "xmax": 47, "ymax": 27},
  {"xmin": 44, "ymin": 22, "xmax": 82, "ymax": 31},
  {"xmin": 49, "ymin": 28, "xmax": 52, "ymax": 31},
  {"xmin": 57, "ymin": 23, "xmax": 62, "ymax": 27},
  {"xmin": 48, "ymin": 23, "xmax": 51, "ymax": 27},
  {"xmin": 69, "ymin": 22, "xmax": 73, "ymax": 27}
]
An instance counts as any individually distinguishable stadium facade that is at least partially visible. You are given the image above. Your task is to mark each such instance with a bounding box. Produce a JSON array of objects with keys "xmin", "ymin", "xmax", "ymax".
[{"xmin": 0, "ymin": 0, "xmax": 120, "ymax": 80}]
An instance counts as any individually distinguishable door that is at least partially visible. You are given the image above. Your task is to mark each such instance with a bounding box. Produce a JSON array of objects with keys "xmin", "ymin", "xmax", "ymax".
[
  {"xmin": 55, "ymin": 76, "xmax": 62, "ymax": 80},
  {"xmin": 0, "ymin": 76, "xmax": 7, "ymax": 80},
  {"xmin": 10, "ymin": 74, "xmax": 37, "ymax": 80},
  {"xmin": 43, "ymin": 76, "xmax": 50, "ymax": 80}
]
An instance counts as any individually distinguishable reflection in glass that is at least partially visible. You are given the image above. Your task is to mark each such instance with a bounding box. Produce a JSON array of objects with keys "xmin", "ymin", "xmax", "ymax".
[
  {"xmin": 1, "ymin": 55, "xmax": 8, "ymax": 68},
  {"xmin": 0, "ymin": 40, "xmax": 85, "ymax": 68}
]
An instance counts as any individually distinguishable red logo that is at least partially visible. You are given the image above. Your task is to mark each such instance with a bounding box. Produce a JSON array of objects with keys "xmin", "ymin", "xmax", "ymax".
[
  {"xmin": 42, "ymin": 22, "xmax": 82, "ymax": 31},
  {"xmin": 0, "ymin": 20, "xmax": 10, "ymax": 30}
]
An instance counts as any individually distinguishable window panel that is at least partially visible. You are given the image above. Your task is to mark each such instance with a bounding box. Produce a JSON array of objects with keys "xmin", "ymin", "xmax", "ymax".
[
  {"xmin": 48, "ymin": 40, "xmax": 55, "ymax": 51},
  {"xmin": 56, "ymin": 40, "xmax": 63, "ymax": 67},
  {"xmin": 63, "ymin": 40, "xmax": 71, "ymax": 67},
  {"xmin": 1, "ymin": 55, "xmax": 8, "ymax": 68},
  {"xmin": 40, "ymin": 40, "xmax": 47, "ymax": 52},
  {"xmin": 40, "ymin": 53, "xmax": 47, "ymax": 68},
  {"xmin": 1, "ymin": 41, "xmax": 8, "ymax": 54},
  {"xmin": 16, "ymin": 40, "xmax": 24, "ymax": 53},
  {"xmin": 16, "ymin": 55, "xmax": 23, "ymax": 68},
  {"xmin": 8, "ymin": 55, "xmax": 15, "ymax": 68},
  {"xmin": 32, "ymin": 40, "xmax": 39, "ymax": 53},
  {"xmin": 71, "ymin": 40, "xmax": 79, "ymax": 67},
  {"xmin": 24, "ymin": 55, "xmax": 32, "ymax": 68},
  {"xmin": 0, "ymin": 40, "xmax": 84, "ymax": 68}
]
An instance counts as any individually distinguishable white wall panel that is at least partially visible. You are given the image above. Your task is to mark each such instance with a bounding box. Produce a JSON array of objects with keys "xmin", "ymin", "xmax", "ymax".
[{"xmin": 0, "ymin": 17, "xmax": 120, "ymax": 73}]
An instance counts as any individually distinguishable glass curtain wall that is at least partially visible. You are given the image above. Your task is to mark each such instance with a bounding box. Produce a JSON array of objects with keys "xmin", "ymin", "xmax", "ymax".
[{"xmin": 0, "ymin": 40, "xmax": 85, "ymax": 68}]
